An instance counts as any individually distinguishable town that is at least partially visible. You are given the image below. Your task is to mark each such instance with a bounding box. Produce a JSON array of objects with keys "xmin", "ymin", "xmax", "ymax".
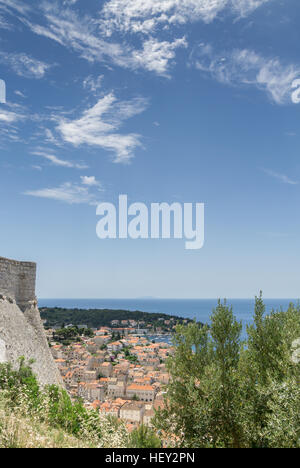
[{"xmin": 44, "ymin": 316, "xmax": 189, "ymax": 432}]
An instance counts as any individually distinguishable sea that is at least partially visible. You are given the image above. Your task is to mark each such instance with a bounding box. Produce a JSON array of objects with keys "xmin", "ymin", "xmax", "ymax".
[{"xmin": 38, "ymin": 298, "xmax": 299, "ymax": 340}]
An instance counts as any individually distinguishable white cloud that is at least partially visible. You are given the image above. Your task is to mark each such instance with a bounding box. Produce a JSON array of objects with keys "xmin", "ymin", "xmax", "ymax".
[
  {"xmin": 0, "ymin": 0, "xmax": 273, "ymax": 79},
  {"xmin": 80, "ymin": 175, "xmax": 101, "ymax": 187},
  {"xmin": 193, "ymin": 45, "xmax": 300, "ymax": 104},
  {"xmin": 0, "ymin": 103, "xmax": 28, "ymax": 144},
  {"xmin": 262, "ymin": 168, "xmax": 298, "ymax": 185},
  {"xmin": 14, "ymin": 90, "xmax": 26, "ymax": 98},
  {"xmin": 24, "ymin": 181, "xmax": 101, "ymax": 205},
  {"xmin": 31, "ymin": 150, "xmax": 88, "ymax": 169},
  {"xmin": 0, "ymin": 108, "xmax": 23, "ymax": 123},
  {"xmin": 83, "ymin": 75, "xmax": 104, "ymax": 94},
  {"xmin": 24, "ymin": 3, "xmax": 184, "ymax": 76},
  {"xmin": 132, "ymin": 37, "xmax": 187, "ymax": 76},
  {"xmin": 100, "ymin": 0, "xmax": 272, "ymax": 35},
  {"xmin": 0, "ymin": 14, "xmax": 12, "ymax": 29},
  {"xmin": 44, "ymin": 128, "xmax": 60, "ymax": 145},
  {"xmin": 0, "ymin": 0, "xmax": 30, "ymax": 17},
  {"xmin": 232, "ymin": 0, "xmax": 270, "ymax": 17},
  {"xmin": 55, "ymin": 93, "xmax": 149, "ymax": 163},
  {"xmin": 0, "ymin": 103, "xmax": 25, "ymax": 138},
  {"xmin": 0, "ymin": 52, "xmax": 51, "ymax": 79},
  {"xmin": 25, "ymin": 4, "xmax": 133, "ymax": 67}
]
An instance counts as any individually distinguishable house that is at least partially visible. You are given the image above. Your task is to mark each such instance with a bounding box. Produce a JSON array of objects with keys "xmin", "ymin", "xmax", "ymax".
[
  {"xmin": 126, "ymin": 384, "xmax": 156, "ymax": 402},
  {"xmin": 107, "ymin": 380, "xmax": 126, "ymax": 398},
  {"xmin": 64, "ymin": 371, "xmax": 74, "ymax": 387},
  {"xmin": 99, "ymin": 398, "xmax": 127, "ymax": 418},
  {"xmin": 120, "ymin": 402, "xmax": 145, "ymax": 424},
  {"xmin": 78, "ymin": 382, "xmax": 106, "ymax": 402},
  {"xmin": 93, "ymin": 336, "xmax": 105, "ymax": 346},
  {"xmin": 99, "ymin": 362, "xmax": 113, "ymax": 377},
  {"xmin": 87, "ymin": 356, "xmax": 104, "ymax": 371},
  {"xmin": 83, "ymin": 370, "xmax": 98, "ymax": 382},
  {"xmin": 107, "ymin": 341, "xmax": 123, "ymax": 353},
  {"xmin": 54, "ymin": 358, "xmax": 66, "ymax": 368},
  {"xmin": 87, "ymin": 341, "xmax": 97, "ymax": 353},
  {"xmin": 143, "ymin": 408, "xmax": 155, "ymax": 426}
]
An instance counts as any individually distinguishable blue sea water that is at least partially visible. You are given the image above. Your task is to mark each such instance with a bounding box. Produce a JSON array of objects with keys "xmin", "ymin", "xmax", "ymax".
[{"xmin": 38, "ymin": 298, "xmax": 299, "ymax": 340}]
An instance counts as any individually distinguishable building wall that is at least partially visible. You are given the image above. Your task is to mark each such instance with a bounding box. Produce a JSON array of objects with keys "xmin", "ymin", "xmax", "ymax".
[
  {"xmin": 100, "ymin": 363, "xmax": 113, "ymax": 377},
  {"xmin": 120, "ymin": 405, "xmax": 145, "ymax": 423},
  {"xmin": 0, "ymin": 256, "xmax": 36, "ymax": 310},
  {"xmin": 127, "ymin": 388, "xmax": 155, "ymax": 401},
  {"xmin": 107, "ymin": 383, "xmax": 126, "ymax": 398}
]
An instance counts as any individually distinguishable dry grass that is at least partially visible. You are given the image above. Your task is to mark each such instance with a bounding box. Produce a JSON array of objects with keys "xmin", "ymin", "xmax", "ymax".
[{"xmin": 0, "ymin": 401, "xmax": 93, "ymax": 448}]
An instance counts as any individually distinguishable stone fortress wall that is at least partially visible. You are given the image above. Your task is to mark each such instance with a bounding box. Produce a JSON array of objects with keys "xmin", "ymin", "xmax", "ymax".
[
  {"xmin": 0, "ymin": 256, "xmax": 63, "ymax": 387},
  {"xmin": 0, "ymin": 256, "xmax": 37, "ymax": 311}
]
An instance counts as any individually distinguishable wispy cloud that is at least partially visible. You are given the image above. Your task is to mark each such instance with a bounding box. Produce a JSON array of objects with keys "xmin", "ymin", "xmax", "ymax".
[
  {"xmin": 22, "ymin": 3, "xmax": 184, "ymax": 76},
  {"xmin": 83, "ymin": 75, "xmax": 104, "ymax": 94},
  {"xmin": 100, "ymin": 0, "xmax": 272, "ymax": 35},
  {"xmin": 0, "ymin": 108, "xmax": 24, "ymax": 123},
  {"xmin": 24, "ymin": 179, "xmax": 102, "ymax": 205},
  {"xmin": 0, "ymin": 0, "xmax": 275, "ymax": 79},
  {"xmin": 0, "ymin": 0, "xmax": 30, "ymax": 17},
  {"xmin": 0, "ymin": 51, "xmax": 51, "ymax": 79},
  {"xmin": 14, "ymin": 90, "xmax": 26, "ymax": 98},
  {"xmin": 31, "ymin": 150, "xmax": 88, "ymax": 169},
  {"xmin": 262, "ymin": 168, "xmax": 298, "ymax": 185},
  {"xmin": 0, "ymin": 14, "xmax": 12, "ymax": 29},
  {"xmin": 231, "ymin": 0, "xmax": 272, "ymax": 17},
  {"xmin": 0, "ymin": 103, "xmax": 26, "ymax": 144},
  {"xmin": 54, "ymin": 93, "xmax": 149, "ymax": 163},
  {"xmin": 25, "ymin": 4, "xmax": 125, "ymax": 63},
  {"xmin": 192, "ymin": 44, "xmax": 300, "ymax": 104}
]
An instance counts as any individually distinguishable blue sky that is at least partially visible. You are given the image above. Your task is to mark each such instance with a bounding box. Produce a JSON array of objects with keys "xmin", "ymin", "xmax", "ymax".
[{"xmin": 1, "ymin": 0, "xmax": 300, "ymax": 299}]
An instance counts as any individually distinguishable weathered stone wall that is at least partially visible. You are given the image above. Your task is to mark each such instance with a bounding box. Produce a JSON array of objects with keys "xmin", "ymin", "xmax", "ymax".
[
  {"xmin": 0, "ymin": 256, "xmax": 36, "ymax": 311},
  {"xmin": 0, "ymin": 337, "xmax": 7, "ymax": 363},
  {"xmin": 0, "ymin": 256, "xmax": 63, "ymax": 387},
  {"xmin": 0, "ymin": 299, "xmax": 63, "ymax": 386}
]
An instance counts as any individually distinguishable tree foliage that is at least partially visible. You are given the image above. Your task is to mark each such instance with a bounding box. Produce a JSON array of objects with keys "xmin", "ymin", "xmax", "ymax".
[
  {"xmin": 154, "ymin": 294, "xmax": 300, "ymax": 448},
  {"xmin": 40, "ymin": 307, "xmax": 193, "ymax": 329},
  {"xmin": 128, "ymin": 424, "xmax": 161, "ymax": 448}
]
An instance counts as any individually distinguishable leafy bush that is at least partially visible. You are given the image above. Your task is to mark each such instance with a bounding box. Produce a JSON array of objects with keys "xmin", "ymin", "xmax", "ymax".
[
  {"xmin": 0, "ymin": 359, "xmax": 129, "ymax": 448},
  {"xmin": 128, "ymin": 425, "xmax": 161, "ymax": 448}
]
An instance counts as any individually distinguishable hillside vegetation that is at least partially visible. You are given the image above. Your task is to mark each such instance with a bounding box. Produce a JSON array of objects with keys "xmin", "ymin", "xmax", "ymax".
[
  {"xmin": 40, "ymin": 307, "xmax": 193, "ymax": 329},
  {"xmin": 1, "ymin": 295, "xmax": 299, "ymax": 448},
  {"xmin": 155, "ymin": 294, "xmax": 300, "ymax": 448},
  {"xmin": 0, "ymin": 358, "xmax": 159, "ymax": 448}
]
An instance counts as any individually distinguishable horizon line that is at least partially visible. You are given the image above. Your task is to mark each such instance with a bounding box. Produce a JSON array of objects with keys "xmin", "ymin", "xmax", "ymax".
[{"xmin": 38, "ymin": 297, "xmax": 300, "ymax": 301}]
